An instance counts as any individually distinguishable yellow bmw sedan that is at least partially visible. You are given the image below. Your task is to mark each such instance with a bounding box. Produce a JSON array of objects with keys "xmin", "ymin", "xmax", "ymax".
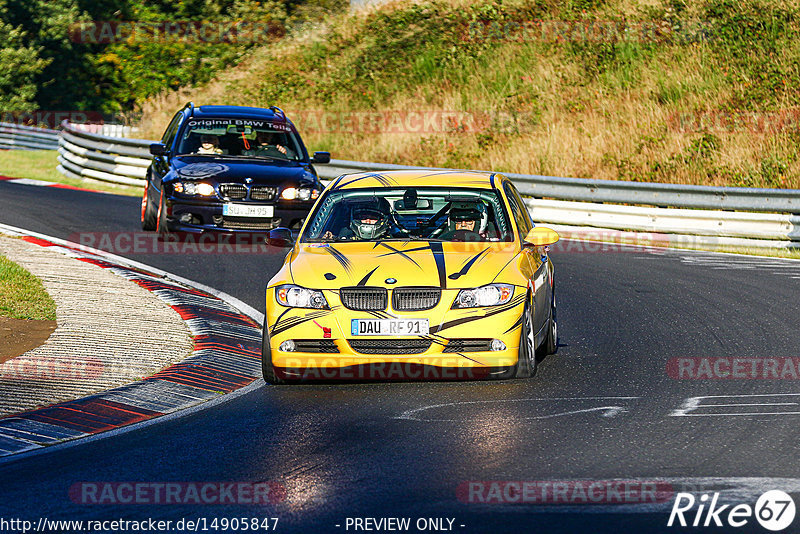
[{"xmin": 261, "ymin": 170, "xmax": 559, "ymax": 382}]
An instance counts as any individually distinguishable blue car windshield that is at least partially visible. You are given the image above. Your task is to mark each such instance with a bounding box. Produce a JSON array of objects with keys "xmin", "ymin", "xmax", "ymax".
[
  {"xmin": 303, "ymin": 188, "xmax": 514, "ymax": 242},
  {"xmin": 175, "ymin": 118, "xmax": 304, "ymax": 161}
]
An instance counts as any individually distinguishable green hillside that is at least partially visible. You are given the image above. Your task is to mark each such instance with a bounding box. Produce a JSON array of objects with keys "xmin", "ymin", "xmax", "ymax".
[{"xmin": 140, "ymin": 0, "xmax": 800, "ymax": 188}]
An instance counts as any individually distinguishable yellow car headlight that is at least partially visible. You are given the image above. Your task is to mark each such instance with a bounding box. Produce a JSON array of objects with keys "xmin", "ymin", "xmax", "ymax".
[
  {"xmin": 453, "ymin": 284, "xmax": 514, "ymax": 308},
  {"xmin": 276, "ymin": 284, "xmax": 328, "ymax": 309}
]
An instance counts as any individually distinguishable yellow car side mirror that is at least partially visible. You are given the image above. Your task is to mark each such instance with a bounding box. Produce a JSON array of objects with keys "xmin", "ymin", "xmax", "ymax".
[{"xmin": 523, "ymin": 227, "xmax": 560, "ymax": 247}]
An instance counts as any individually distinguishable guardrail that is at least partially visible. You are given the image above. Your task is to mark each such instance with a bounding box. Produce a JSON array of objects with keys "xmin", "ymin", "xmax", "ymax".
[
  {"xmin": 57, "ymin": 121, "xmax": 150, "ymax": 187},
  {"xmin": 0, "ymin": 122, "xmax": 59, "ymax": 151},
  {"xmin": 51, "ymin": 123, "xmax": 799, "ymax": 248},
  {"xmin": 319, "ymin": 160, "xmax": 800, "ymax": 213}
]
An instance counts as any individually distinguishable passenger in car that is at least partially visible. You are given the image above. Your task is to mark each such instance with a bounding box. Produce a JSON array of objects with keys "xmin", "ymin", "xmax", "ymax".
[{"xmin": 197, "ymin": 135, "xmax": 224, "ymax": 155}]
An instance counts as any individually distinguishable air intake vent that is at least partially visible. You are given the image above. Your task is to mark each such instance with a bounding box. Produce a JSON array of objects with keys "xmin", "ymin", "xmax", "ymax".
[
  {"xmin": 292, "ymin": 340, "xmax": 339, "ymax": 353},
  {"xmin": 348, "ymin": 339, "xmax": 432, "ymax": 355},
  {"xmin": 219, "ymin": 183, "xmax": 247, "ymax": 200},
  {"xmin": 340, "ymin": 287, "xmax": 387, "ymax": 311},
  {"xmin": 220, "ymin": 217, "xmax": 281, "ymax": 230},
  {"xmin": 392, "ymin": 287, "xmax": 441, "ymax": 311},
  {"xmin": 250, "ymin": 186, "xmax": 277, "ymax": 201},
  {"xmin": 442, "ymin": 339, "xmax": 493, "ymax": 353}
]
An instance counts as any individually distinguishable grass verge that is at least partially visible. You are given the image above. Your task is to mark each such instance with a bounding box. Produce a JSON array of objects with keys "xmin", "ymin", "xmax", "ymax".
[
  {"xmin": 0, "ymin": 254, "xmax": 57, "ymax": 321},
  {"xmin": 0, "ymin": 150, "xmax": 141, "ymax": 197}
]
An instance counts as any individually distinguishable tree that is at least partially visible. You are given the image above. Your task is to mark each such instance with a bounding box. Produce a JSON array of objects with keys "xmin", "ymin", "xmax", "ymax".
[{"xmin": 0, "ymin": 1, "xmax": 50, "ymax": 111}]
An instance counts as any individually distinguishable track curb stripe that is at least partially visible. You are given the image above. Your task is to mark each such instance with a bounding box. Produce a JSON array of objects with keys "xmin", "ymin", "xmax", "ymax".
[
  {"xmin": 0, "ymin": 175, "xmax": 107, "ymax": 194},
  {"xmin": 0, "ymin": 233, "xmax": 263, "ymax": 457}
]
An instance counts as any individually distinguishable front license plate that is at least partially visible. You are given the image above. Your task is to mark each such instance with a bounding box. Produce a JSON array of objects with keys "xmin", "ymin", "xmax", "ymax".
[
  {"xmin": 222, "ymin": 204, "xmax": 274, "ymax": 218},
  {"xmin": 351, "ymin": 319, "xmax": 429, "ymax": 336}
]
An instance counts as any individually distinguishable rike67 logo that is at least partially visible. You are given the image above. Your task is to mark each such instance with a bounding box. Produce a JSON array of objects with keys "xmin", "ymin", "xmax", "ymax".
[{"xmin": 668, "ymin": 490, "xmax": 796, "ymax": 531}]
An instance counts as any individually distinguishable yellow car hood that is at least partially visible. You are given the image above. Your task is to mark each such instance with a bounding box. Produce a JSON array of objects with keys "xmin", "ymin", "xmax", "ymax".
[{"xmin": 287, "ymin": 241, "xmax": 521, "ymax": 289}]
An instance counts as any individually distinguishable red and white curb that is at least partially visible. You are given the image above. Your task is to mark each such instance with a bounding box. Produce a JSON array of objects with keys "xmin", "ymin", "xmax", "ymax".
[
  {"xmin": 0, "ymin": 175, "xmax": 106, "ymax": 194},
  {"xmin": 0, "ymin": 223, "xmax": 265, "ymax": 459}
]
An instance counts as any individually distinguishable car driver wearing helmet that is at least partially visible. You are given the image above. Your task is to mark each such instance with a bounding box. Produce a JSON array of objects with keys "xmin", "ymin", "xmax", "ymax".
[
  {"xmin": 439, "ymin": 202, "xmax": 492, "ymax": 241},
  {"xmin": 322, "ymin": 200, "xmax": 392, "ymax": 241}
]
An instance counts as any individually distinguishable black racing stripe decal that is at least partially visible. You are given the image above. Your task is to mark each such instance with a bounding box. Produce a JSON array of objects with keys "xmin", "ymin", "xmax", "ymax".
[
  {"xmin": 271, "ymin": 310, "xmax": 331, "ymax": 336},
  {"xmin": 489, "ymin": 173, "xmax": 496, "ymax": 189},
  {"xmin": 377, "ymin": 243, "xmax": 422, "ymax": 268},
  {"xmin": 330, "ymin": 175, "xmax": 345, "ymax": 190},
  {"xmin": 336, "ymin": 175, "xmax": 372, "ymax": 189},
  {"xmin": 272, "ymin": 307, "xmax": 292, "ymax": 329},
  {"xmin": 358, "ymin": 266, "xmax": 380, "ymax": 286},
  {"xmin": 325, "ymin": 246, "xmax": 352, "ymax": 273},
  {"xmin": 271, "ymin": 315, "xmax": 313, "ymax": 336},
  {"xmin": 448, "ymin": 247, "xmax": 490, "ymax": 280},
  {"xmin": 491, "ymin": 254, "xmax": 519, "ymax": 284},
  {"xmin": 453, "ymin": 352, "xmax": 485, "ymax": 365},
  {"xmin": 430, "ymin": 241, "xmax": 447, "ymax": 289},
  {"xmin": 383, "ymin": 244, "xmax": 432, "ymax": 254},
  {"xmin": 371, "ymin": 173, "xmax": 394, "ymax": 187},
  {"xmin": 410, "ymin": 171, "xmax": 484, "ymax": 181},
  {"xmin": 368, "ymin": 310, "xmax": 396, "ymax": 319},
  {"xmin": 430, "ymin": 294, "xmax": 525, "ymax": 334},
  {"xmin": 503, "ymin": 315, "xmax": 523, "ymax": 334},
  {"xmin": 337, "ymin": 172, "xmax": 395, "ymax": 189}
]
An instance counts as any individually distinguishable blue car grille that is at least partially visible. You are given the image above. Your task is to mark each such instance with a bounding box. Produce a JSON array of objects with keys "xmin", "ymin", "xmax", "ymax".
[
  {"xmin": 250, "ymin": 186, "xmax": 278, "ymax": 201},
  {"xmin": 219, "ymin": 183, "xmax": 247, "ymax": 200}
]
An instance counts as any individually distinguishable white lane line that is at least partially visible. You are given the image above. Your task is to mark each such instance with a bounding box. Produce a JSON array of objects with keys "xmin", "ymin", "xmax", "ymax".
[
  {"xmin": 395, "ymin": 396, "xmax": 640, "ymax": 422},
  {"xmin": 701, "ymin": 403, "xmax": 799, "ymax": 407},
  {"xmin": 670, "ymin": 393, "xmax": 800, "ymax": 417}
]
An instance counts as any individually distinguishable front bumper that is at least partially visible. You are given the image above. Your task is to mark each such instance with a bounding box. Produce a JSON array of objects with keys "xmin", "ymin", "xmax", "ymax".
[{"xmin": 165, "ymin": 197, "xmax": 314, "ymax": 233}]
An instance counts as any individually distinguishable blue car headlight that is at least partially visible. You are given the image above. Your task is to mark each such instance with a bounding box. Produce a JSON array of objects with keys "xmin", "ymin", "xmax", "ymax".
[
  {"xmin": 276, "ymin": 284, "xmax": 328, "ymax": 309},
  {"xmin": 452, "ymin": 284, "xmax": 514, "ymax": 308},
  {"xmin": 281, "ymin": 187, "xmax": 320, "ymax": 201},
  {"xmin": 173, "ymin": 182, "xmax": 215, "ymax": 196}
]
